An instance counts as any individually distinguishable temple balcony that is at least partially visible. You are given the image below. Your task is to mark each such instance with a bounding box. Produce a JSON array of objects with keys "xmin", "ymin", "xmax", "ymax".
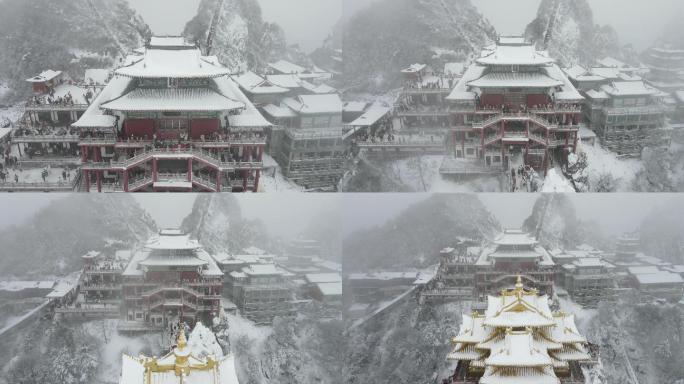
[
  {"xmin": 0, "ymin": 179, "xmax": 78, "ymax": 192},
  {"xmin": 401, "ymin": 87, "xmax": 451, "ymax": 95},
  {"xmin": 25, "ymin": 103, "xmax": 89, "ymax": 112},
  {"xmin": 468, "ymin": 113, "xmax": 579, "ymax": 134},
  {"xmin": 604, "ymin": 104, "xmax": 666, "ymax": 116},
  {"xmin": 397, "ymin": 109, "xmax": 450, "ymax": 117},
  {"xmin": 81, "ymin": 284, "xmax": 122, "ymax": 291},
  {"xmin": 12, "ymin": 134, "xmax": 81, "ymax": 144},
  {"xmin": 54, "ymin": 306, "xmax": 119, "ymax": 315},
  {"xmin": 80, "ymin": 148, "xmax": 263, "ymax": 172},
  {"xmin": 78, "ymin": 137, "xmax": 267, "ymax": 148},
  {"xmin": 452, "ymin": 104, "xmax": 581, "ymax": 115},
  {"xmin": 84, "ymin": 268, "xmax": 123, "ymax": 275}
]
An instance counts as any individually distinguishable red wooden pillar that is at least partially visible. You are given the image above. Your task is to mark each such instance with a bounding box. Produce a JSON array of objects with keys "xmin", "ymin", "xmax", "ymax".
[
  {"xmin": 216, "ymin": 170, "xmax": 221, "ymax": 192},
  {"xmin": 258, "ymin": 145, "xmax": 264, "ymax": 162},
  {"xmin": 152, "ymin": 158, "xmax": 158, "ymax": 182},
  {"xmin": 123, "ymin": 170, "xmax": 129, "ymax": 192},
  {"xmin": 500, "ymin": 121, "xmax": 505, "ymax": 168},
  {"xmin": 84, "ymin": 171, "xmax": 90, "ymax": 193},
  {"xmin": 254, "ymin": 170, "xmax": 261, "ymax": 192},
  {"xmin": 187, "ymin": 158, "xmax": 193, "ymax": 182},
  {"xmin": 96, "ymin": 171, "xmax": 102, "ymax": 193},
  {"xmin": 480, "ymin": 128, "xmax": 484, "ymax": 159},
  {"xmin": 81, "ymin": 146, "xmax": 88, "ymax": 163},
  {"xmin": 461, "ymin": 131, "xmax": 465, "ymax": 156},
  {"xmin": 573, "ymin": 131, "xmax": 579, "ymax": 151}
]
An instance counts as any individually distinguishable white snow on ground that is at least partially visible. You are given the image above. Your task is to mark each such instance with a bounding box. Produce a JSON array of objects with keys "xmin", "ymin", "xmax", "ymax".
[
  {"xmin": 188, "ymin": 322, "xmax": 224, "ymax": 359},
  {"xmin": 225, "ymin": 314, "xmax": 272, "ymax": 344},
  {"xmin": 259, "ymin": 155, "xmax": 304, "ymax": 192},
  {"xmin": 580, "ymin": 142, "xmax": 642, "ymax": 191},
  {"xmin": 374, "ymin": 155, "xmax": 503, "ymax": 192},
  {"xmin": 81, "ymin": 320, "xmax": 161, "ymax": 383},
  {"xmin": 541, "ymin": 168, "xmax": 576, "ymax": 193},
  {"xmin": 0, "ymin": 166, "xmax": 74, "ymax": 184},
  {"xmin": 557, "ymin": 296, "xmax": 598, "ymax": 333},
  {"xmin": 0, "ymin": 105, "xmax": 22, "ymax": 126}
]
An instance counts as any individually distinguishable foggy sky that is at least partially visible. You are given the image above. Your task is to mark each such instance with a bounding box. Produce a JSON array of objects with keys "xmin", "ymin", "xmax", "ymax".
[
  {"xmin": 135, "ymin": 194, "xmax": 341, "ymax": 240},
  {"xmin": 128, "ymin": 0, "xmax": 682, "ymax": 56},
  {"xmin": 126, "ymin": 0, "xmax": 341, "ymax": 53},
  {"xmin": 342, "ymin": 194, "xmax": 684, "ymax": 239},
  {"xmin": 348, "ymin": 0, "xmax": 682, "ymax": 50}
]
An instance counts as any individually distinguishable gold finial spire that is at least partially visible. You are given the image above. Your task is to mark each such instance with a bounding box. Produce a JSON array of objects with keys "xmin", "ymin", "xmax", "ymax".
[{"xmin": 177, "ymin": 326, "xmax": 187, "ymax": 349}]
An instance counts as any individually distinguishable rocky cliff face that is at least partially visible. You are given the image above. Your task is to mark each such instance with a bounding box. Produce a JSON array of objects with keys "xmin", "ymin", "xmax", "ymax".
[
  {"xmin": 0, "ymin": 0, "xmax": 150, "ymax": 102},
  {"xmin": 181, "ymin": 194, "xmax": 273, "ymax": 254},
  {"xmin": 0, "ymin": 195, "xmax": 157, "ymax": 278},
  {"xmin": 183, "ymin": 0, "xmax": 288, "ymax": 73},
  {"xmin": 343, "ymin": 194, "xmax": 500, "ymax": 272},
  {"xmin": 525, "ymin": 0, "xmax": 621, "ymax": 67},
  {"xmin": 522, "ymin": 194, "xmax": 609, "ymax": 251},
  {"xmin": 346, "ymin": 300, "xmax": 464, "ymax": 384},
  {"xmin": 343, "ymin": 0, "xmax": 496, "ymax": 92}
]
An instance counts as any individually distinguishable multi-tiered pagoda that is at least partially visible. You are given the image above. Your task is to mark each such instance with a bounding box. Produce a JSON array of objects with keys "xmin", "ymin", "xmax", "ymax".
[
  {"xmin": 474, "ymin": 229, "xmax": 556, "ymax": 298},
  {"xmin": 76, "ymin": 36, "xmax": 269, "ymax": 192},
  {"xmin": 446, "ymin": 37, "xmax": 583, "ymax": 175},
  {"xmin": 120, "ymin": 229, "xmax": 223, "ymax": 331},
  {"xmin": 120, "ymin": 327, "xmax": 239, "ymax": 384},
  {"xmin": 446, "ymin": 277, "xmax": 593, "ymax": 384}
]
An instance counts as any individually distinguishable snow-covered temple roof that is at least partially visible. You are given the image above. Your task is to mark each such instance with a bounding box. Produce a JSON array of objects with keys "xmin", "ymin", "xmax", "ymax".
[
  {"xmin": 447, "ymin": 43, "xmax": 582, "ymax": 102},
  {"xmin": 467, "ymin": 72, "xmax": 563, "ymax": 89},
  {"xmin": 269, "ymin": 59, "xmax": 307, "ymax": 74},
  {"xmin": 304, "ymin": 273, "xmax": 342, "ymax": 284},
  {"xmin": 70, "ymin": 114, "xmax": 117, "ymax": 129},
  {"xmin": 627, "ymin": 265, "xmax": 661, "ymax": 275},
  {"xmin": 117, "ymin": 38, "xmax": 231, "ymax": 79},
  {"xmin": 122, "ymin": 231, "xmax": 222, "ymax": 277},
  {"xmin": 100, "ymin": 88, "xmax": 245, "ymax": 112},
  {"xmin": 485, "ymin": 330, "xmax": 554, "ymax": 367},
  {"xmin": 401, "ymin": 63, "xmax": 427, "ymax": 74},
  {"xmin": 266, "ymin": 74, "xmax": 303, "ymax": 89},
  {"xmin": 233, "ymin": 72, "xmax": 290, "ymax": 95},
  {"xmin": 26, "ymin": 69, "xmax": 62, "ymax": 83},
  {"xmin": 600, "ymin": 81, "xmax": 659, "ymax": 97},
  {"xmin": 243, "ymin": 264, "xmax": 283, "ymax": 276},
  {"xmin": 477, "ymin": 44, "xmax": 555, "ymax": 66},
  {"xmin": 316, "ymin": 282, "xmax": 342, "ymax": 296},
  {"xmin": 345, "ymin": 103, "xmax": 391, "ymax": 127},
  {"xmin": 493, "ymin": 229, "xmax": 537, "ymax": 246},
  {"xmin": 447, "ymin": 277, "xmax": 591, "ymax": 383},
  {"xmin": 120, "ymin": 327, "xmax": 239, "ymax": 384},
  {"xmin": 146, "ymin": 232, "xmax": 200, "ymax": 251},
  {"xmin": 484, "ymin": 289, "xmax": 555, "ymax": 327},
  {"xmin": 497, "ymin": 36, "xmax": 529, "ymax": 46},
  {"xmin": 149, "ymin": 36, "xmax": 195, "ymax": 49},
  {"xmin": 262, "ymin": 104, "xmax": 297, "ymax": 118},
  {"xmin": 635, "ymin": 271, "xmax": 684, "ymax": 285},
  {"xmin": 282, "ymin": 94, "xmax": 343, "ymax": 115}
]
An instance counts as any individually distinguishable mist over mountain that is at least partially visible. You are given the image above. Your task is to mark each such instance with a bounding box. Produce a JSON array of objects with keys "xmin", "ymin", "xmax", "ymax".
[
  {"xmin": 346, "ymin": 300, "xmax": 463, "ymax": 384},
  {"xmin": 343, "ymin": 0, "xmax": 496, "ymax": 92},
  {"xmin": 183, "ymin": 0, "xmax": 288, "ymax": 73},
  {"xmin": 343, "ymin": 194, "xmax": 500, "ymax": 272},
  {"xmin": 639, "ymin": 199, "xmax": 684, "ymax": 264},
  {"xmin": 522, "ymin": 194, "xmax": 610, "ymax": 251},
  {"xmin": 0, "ymin": 195, "xmax": 157, "ymax": 278},
  {"xmin": 0, "ymin": 0, "xmax": 150, "ymax": 102},
  {"xmin": 181, "ymin": 194, "xmax": 274, "ymax": 254},
  {"xmin": 524, "ymin": 0, "xmax": 622, "ymax": 66}
]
